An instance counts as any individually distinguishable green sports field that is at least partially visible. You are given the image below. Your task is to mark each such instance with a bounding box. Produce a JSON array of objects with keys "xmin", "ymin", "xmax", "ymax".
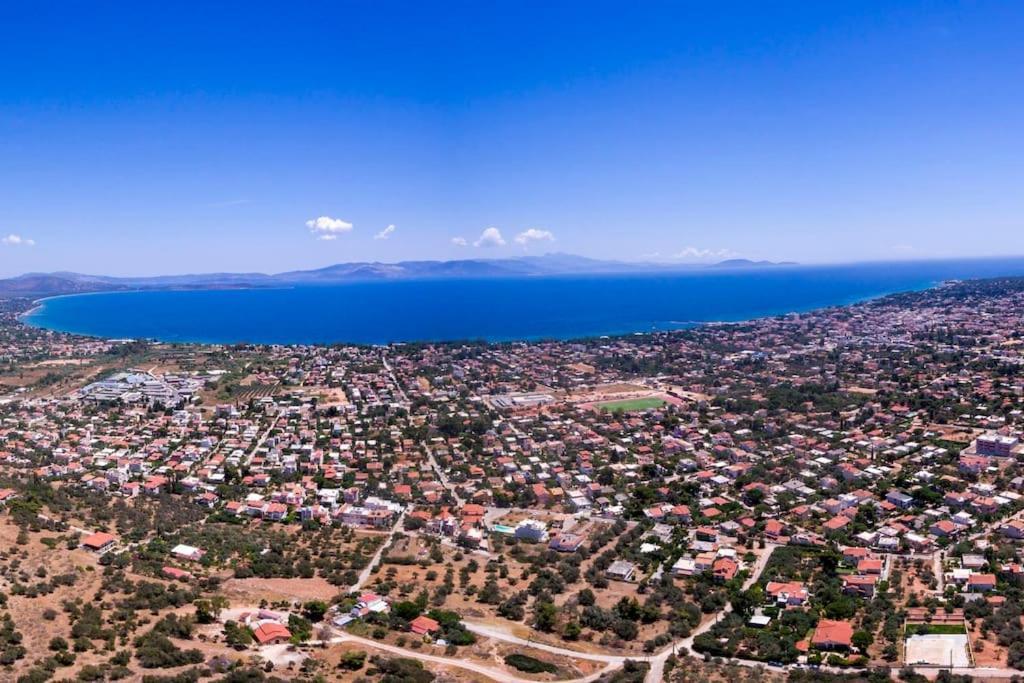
[{"xmin": 597, "ymin": 396, "xmax": 667, "ymax": 412}]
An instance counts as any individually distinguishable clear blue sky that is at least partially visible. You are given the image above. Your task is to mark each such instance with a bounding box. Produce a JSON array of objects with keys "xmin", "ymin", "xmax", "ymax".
[{"xmin": 1, "ymin": 1, "xmax": 1022, "ymax": 276}]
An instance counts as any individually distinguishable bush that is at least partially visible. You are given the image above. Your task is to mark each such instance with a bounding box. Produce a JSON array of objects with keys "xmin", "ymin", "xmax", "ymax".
[
  {"xmin": 338, "ymin": 650, "xmax": 367, "ymax": 670},
  {"xmin": 504, "ymin": 653, "xmax": 558, "ymax": 674}
]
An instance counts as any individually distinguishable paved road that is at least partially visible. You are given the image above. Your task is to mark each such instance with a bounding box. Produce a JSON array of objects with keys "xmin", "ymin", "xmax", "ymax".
[
  {"xmin": 380, "ymin": 350, "xmax": 409, "ymax": 404},
  {"xmin": 427, "ymin": 447, "xmax": 464, "ymax": 506}
]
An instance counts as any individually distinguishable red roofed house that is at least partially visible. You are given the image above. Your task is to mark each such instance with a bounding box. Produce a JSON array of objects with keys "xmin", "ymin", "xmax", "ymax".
[
  {"xmin": 857, "ymin": 558, "xmax": 883, "ymax": 575},
  {"xmin": 251, "ymin": 622, "xmax": 291, "ymax": 645},
  {"xmin": 81, "ymin": 531, "xmax": 117, "ymax": 553},
  {"xmin": 824, "ymin": 515, "xmax": 851, "ymax": 532},
  {"xmin": 765, "ymin": 581, "xmax": 809, "ymax": 606},
  {"xmin": 410, "ymin": 615, "xmax": 440, "ymax": 636},
  {"xmin": 712, "ymin": 557, "xmax": 739, "ymax": 582},
  {"xmin": 812, "ymin": 619, "xmax": 854, "ymax": 650},
  {"xmin": 968, "ymin": 573, "xmax": 997, "ymax": 592},
  {"xmin": 843, "ymin": 574, "xmax": 879, "ymax": 598}
]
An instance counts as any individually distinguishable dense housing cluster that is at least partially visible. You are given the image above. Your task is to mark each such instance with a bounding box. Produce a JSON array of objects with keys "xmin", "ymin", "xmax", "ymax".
[{"xmin": 2, "ymin": 279, "xmax": 1024, "ymax": 682}]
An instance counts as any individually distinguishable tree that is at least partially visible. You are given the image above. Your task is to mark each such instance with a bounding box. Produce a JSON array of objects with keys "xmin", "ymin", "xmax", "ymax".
[
  {"xmin": 302, "ymin": 600, "xmax": 328, "ymax": 623},
  {"xmin": 534, "ymin": 601, "xmax": 557, "ymax": 632},
  {"xmin": 852, "ymin": 630, "xmax": 873, "ymax": 650}
]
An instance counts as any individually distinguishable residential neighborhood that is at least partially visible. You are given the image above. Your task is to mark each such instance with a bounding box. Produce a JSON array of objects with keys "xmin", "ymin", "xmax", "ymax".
[{"xmin": 3, "ymin": 279, "xmax": 1024, "ymax": 681}]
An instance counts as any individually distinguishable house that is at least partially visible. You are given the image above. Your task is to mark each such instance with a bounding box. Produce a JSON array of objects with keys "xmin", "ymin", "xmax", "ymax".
[
  {"xmin": 967, "ymin": 573, "xmax": 997, "ymax": 592},
  {"xmin": 81, "ymin": 531, "xmax": 117, "ymax": 553},
  {"xmin": 885, "ymin": 491, "xmax": 914, "ymax": 509},
  {"xmin": 764, "ymin": 519, "xmax": 787, "ymax": 540},
  {"xmin": 606, "ymin": 560, "xmax": 636, "ymax": 582},
  {"xmin": 930, "ymin": 520, "xmax": 958, "ymax": 538},
  {"xmin": 765, "ymin": 581, "xmax": 809, "ymax": 606},
  {"xmin": 251, "ymin": 622, "xmax": 292, "ymax": 645},
  {"xmin": 549, "ymin": 533, "xmax": 584, "ymax": 553},
  {"xmin": 824, "ymin": 515, "xmax": 851, "ymax": 532},
  {"xmin": 171, "ymin": 544, "xmax": 205, "ymax": 562},
  {"xmin": 515, "ymin": 519, "xmax": 549, "ymax": 543},
  {"xmin": 812, "ymin": 619, "xmax": 854, "ymax": 650},
  {"xmin": 1002, "ymin": 520, "xmax": 1024, "ymax": 540},
  {"xmin": 843, "ymin": 575, "xmax": 878, "ymax": 598},
  {"xmin": 410, "ymin": 615, "xmax": 440, "ymax": 636},
  {"xmin": 857, "ymin": 558, "xmax": 883, "ymax": 575},
  {"xmin": 353, "ymin": 593, "xmax": 389, "ymax": 616},
  {"xmin": 712, "ymin": 557, "xmax": 739, "ymax": 582}
]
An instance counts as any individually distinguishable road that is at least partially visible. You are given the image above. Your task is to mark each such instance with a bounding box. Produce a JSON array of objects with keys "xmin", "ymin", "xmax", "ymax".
[
  {"xmin": 328, "ymin": 631, "xmax": 619, "ymax": 683},
  {"xmin": 933, "ymin": 550, "xmax": 945, "ymax": 593},
  {"xmin": 325, "ymin": 534, "xmax": 1024, "ymax": 682},
  {"xmin": 643, "ymin": 542, "xmax": 780, "ymax": 683},
  {"xmin": 427, "ymin": 447, "xmax": 464, "ymax": 506},
  {"xmin": 380, "ymin": 350, "xmax": 409, "ymax": 404},
  {"xmin": 352, "ymin": 510, "xmax": 406, "ymax": 592},
  {"xmin": 381, "ymin": 349, "xmax": 466, "ymax": 507},
  {"xmin": 463, "ymin": 621, "xmax": 629, "ymax": 664}
]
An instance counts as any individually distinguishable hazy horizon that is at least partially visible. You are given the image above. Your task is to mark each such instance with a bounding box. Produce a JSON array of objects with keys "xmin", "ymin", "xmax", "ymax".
[
  {"xmin": 14, "ymin": 252, "xmax": 1024, "ymax": 283},
  {"xmin": 2, "ymin": 2, "xmax": 1023, "ymax": 277}
]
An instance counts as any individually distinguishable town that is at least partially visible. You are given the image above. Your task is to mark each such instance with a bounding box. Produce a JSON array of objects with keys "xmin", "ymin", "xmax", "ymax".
[{"xmin": 2, "ymin": 278, "xmax": 1024, "ymax": 683}]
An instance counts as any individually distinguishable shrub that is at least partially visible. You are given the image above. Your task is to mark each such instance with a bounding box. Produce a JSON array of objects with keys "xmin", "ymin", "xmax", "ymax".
[{"xmin": 504, "ymin": 653, "xmax": 558, "ymax": 674}]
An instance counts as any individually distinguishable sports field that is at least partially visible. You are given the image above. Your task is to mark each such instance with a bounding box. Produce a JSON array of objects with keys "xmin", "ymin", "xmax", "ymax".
[
  {"xmin": 904, "ymin": 634, "xmax": 971, "ymax": 667},
  {"xmin": 597, "ymin": 396, "xmax": 667, "ymax": 412}
]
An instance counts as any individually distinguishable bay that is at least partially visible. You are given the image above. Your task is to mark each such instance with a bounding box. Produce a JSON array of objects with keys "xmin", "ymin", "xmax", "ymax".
[{"xmin": 23, "ymin": 258, "xmax": 1024, "ymax": 345}]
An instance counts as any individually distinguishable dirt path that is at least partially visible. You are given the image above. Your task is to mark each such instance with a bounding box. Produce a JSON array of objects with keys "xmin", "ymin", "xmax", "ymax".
[{"xmin": 329, "ymin": 631, "xmax": 618, "ymax": 683}]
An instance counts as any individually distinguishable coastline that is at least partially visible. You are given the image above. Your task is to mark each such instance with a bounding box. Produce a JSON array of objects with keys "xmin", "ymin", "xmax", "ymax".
[{"xmin": 16, "ymin": 275, "xmax": 942, "ymax": 348}]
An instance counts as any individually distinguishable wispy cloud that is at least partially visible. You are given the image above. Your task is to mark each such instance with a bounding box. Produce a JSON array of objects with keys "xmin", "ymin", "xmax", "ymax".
[
  {"xmin": 474, "ymin": 227, "xmax": 506, "ymax": 248},
  {"xmin": 2, "ymin": 234, "xmax": 35, "ymax": 247},
  {"xmin": 451, "ymin": 237, "xmax": 468, "ymax": 247},
  {"xmin": 374, "ymin": 224, "xmax": 396, "ymax": 240},
  {"xmin": 306, "ymin": 215, "xmax": 353, "ymax": 240},
  {"xmin": 514, "ymin": 228, "xmax": 555, "ymax": 246},
  {"xmin": 674, "ymin": 246, "xmax": 736, "ymax": 261}
]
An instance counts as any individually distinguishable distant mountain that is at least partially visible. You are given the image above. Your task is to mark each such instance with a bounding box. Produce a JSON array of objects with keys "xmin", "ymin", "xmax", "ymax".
[
  {"xmin": 0, "ymin": 274, "xmax": 115, "ymax": 295},
  {"xmin": 0, "ymin": 253, "xmax": 797, "ymax": 297}
]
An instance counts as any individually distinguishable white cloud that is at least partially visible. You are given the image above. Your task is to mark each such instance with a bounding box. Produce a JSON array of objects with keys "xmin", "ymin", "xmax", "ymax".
[
  {"xmin": 305, "ymin": 215, "xmax": 353, "ymax": 240},
  {"xmin": 674, "ymin": 246, "xmax": 736, "ymax": 261},
  {"xmin": 2, "ymin": 234, "xmax": 35, "ymax": 247},
  {"xmin": 473, "ymin": 227, "xmax": 506, "ymax": 248},
  {"xmin": 451, "ymin": 237, "xmax": 468, "ymax": 247},
  {"xmin": 514, "ymin": 228, "xmax": 555, "ymax": 245},
  {"xmin": 374, "ymin": 224, "xmax": 396, "ymax": 240}
]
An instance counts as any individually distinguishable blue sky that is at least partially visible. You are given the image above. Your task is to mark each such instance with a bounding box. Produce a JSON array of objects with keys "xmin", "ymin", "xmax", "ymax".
[{"xmin": 1, "ymin": 1, "xmax": 1022, "ymax": 276}]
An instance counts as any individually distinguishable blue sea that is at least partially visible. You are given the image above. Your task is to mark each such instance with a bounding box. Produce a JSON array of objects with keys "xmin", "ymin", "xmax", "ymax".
[{"xmin": 22, "ymin": 259, "xmax": 1024, "ymax": 345}]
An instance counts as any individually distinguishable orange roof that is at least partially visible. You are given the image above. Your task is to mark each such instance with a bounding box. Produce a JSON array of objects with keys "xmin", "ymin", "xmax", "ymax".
[
  {"xmin": 252, "ymin": 622, "xmax": 291, "ymax": 644},
  {"xmin": 812, "ymin": 619, "xmax": 853, "ymax": 648},
  {"xmin": 81, "ymin": 531, "xmax": 116, "ymax": 549},
  {"xmin": 410, "ymin": 615, "xmax": 440, "ymax": 635}
]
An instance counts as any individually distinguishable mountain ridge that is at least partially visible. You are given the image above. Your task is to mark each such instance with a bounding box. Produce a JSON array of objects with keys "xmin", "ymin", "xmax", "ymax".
[{"xmin": 2, "ymin": 254, "xmax": 796, "ymax": 296}]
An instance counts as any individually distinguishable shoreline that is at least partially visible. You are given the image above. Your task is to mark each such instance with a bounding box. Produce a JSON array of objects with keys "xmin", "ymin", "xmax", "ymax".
[{"xmin": 15, "ymin": 277, "xmax": 945, "ymax": 348}]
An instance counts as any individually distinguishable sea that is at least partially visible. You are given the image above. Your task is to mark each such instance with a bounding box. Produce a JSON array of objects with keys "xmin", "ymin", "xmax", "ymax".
[{"xmin": 22, "ymin": 258, "xmax": 1024, "ymax": 346}]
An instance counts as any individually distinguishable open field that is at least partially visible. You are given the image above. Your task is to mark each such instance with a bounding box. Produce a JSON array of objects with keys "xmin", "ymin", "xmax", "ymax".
[{"xmin": 597, "ymin": 396, "xmax": 666, "ymax": 412}]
